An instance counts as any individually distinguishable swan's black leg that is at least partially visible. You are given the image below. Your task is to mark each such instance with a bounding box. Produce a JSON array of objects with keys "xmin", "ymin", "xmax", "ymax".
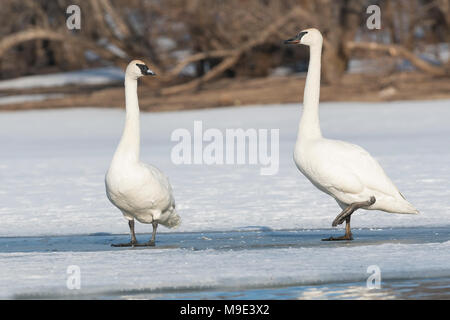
[
  {"xmin": 151, "ymin": 222, "xmax": 158, "ymax": 245},
  {"xmin": 322, "ymin": 197, "xmax": 376, "ymax": 241},
  {"xmin": 111, "ymin": 220, "xmax": 138, "ymax": 247},
  {"xmin": 322, "ymin": 216, "xmax": 353, "ymax": 241},
  {"xmin": 133, "ymin": 222, "xmax": 157, "ymax": 247}
]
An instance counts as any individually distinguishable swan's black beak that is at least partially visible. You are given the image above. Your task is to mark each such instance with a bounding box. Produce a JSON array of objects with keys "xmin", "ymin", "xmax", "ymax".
[
  {"xmin": 146, "ymin": 70, "xmax": 156, "ymax": 76},
  {"xmin": 284, "ymin": 31, "xmax": 308, "ymax": 45},
  {"xmin": 284, "ymin": 38, "xmax": 300, "ymax": 45}
]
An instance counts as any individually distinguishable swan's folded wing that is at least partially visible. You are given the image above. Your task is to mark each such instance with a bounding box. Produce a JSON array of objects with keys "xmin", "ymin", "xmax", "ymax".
[
  {"xmin": 306, "ymin": 140, "xmax": 364, "ymax": 195},
  {"xmin": 309, "ymin": 139, "xmax": 402, "ymax": 198},
  {"xmin": 337, "ymin": 141, "xmax": 403, "ymax": 198},
  {"xmin": 132, "ymin": 163, "xmax": 174, "ymax": 209}
]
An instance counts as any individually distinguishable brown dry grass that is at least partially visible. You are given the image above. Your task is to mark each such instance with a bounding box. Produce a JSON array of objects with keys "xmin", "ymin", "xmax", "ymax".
[{"xmin": 1, "ymin": 72, "xmax": 449, "ymax": 112}]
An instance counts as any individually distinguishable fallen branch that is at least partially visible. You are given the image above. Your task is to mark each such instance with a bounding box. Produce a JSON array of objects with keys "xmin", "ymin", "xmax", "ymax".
[
  {"xmin": 161, "ymin": 54, "xmax": 241, "ymax": 95},
  {"xmin": 0, "ymin": 28, "xmax": 130, "ymax": 67},
  {"xmin": 0, "ymin": 29, "xmax": 64, "ymax": 58},
  {"xmin": 346, "ymin": 41, "xmax": 447, "ymax": 76},
  {"xmin": 164, "ymin": 49, "xmax": 238, "ymax": 80}
]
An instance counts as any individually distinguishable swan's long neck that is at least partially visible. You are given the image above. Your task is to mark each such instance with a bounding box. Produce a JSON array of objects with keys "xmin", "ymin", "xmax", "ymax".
[
  {"xmin": 298, "ymin": 44, "xmax": 323, "ymax": 141},
  {"xmin": 114, "ymin": 75, "xmax": 140, "ymax": 163}
]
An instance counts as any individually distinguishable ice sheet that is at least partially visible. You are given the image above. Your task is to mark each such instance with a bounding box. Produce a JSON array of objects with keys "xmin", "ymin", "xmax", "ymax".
[{"xmin": 0, "ymin": 100, "xmax": 449, "ymax": 299}]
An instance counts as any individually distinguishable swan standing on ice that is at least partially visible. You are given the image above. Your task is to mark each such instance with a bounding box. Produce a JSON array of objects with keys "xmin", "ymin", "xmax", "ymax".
[
  {"xmin": 284, "ymin": 29, "xmax": 418, "ymax": 240},
  {"xmin": 106, "ymin": 60, "xmax": 181, "ymax": 247}
]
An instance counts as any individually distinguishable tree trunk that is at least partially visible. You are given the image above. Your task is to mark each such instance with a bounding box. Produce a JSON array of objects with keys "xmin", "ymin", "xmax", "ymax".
[{"xmin": 320, "ymin": 0, "xmax": 360, "ymax": 84}]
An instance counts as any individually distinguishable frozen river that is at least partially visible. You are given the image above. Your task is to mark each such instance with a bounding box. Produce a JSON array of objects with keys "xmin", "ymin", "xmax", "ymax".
[
  {"xmin": 1, "ymin": 227, "xmax": 449, "ymax": 299},
  {"xmin": 0, "ymin": 100, "xmax": 449, "ymax": 299}
]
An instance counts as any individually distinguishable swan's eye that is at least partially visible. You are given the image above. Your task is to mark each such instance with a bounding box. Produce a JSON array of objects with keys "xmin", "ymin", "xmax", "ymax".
[
  {"xmin": 136, "ymin": 63, "xmax": 156, "ymax": 76},
  {"xmin": 297, "ymin": 31, "xmax": 308, "ymax": 39},
  {"xmin": 136, "ymin": 63, "xmax": 149, "ymax": 75}
]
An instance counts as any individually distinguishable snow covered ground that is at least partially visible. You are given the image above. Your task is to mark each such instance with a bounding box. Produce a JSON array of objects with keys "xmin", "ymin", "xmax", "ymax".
[
  {"xmin": 0, "ymin": 100, "xmax": 449, "ymax": 299},
  {"xmin": 0, "ymin": 93, "xmax": 65, "ymax": 106},
  {"xmin": 0, "ymin": 67, "xmax": 123, "ymax": 90}
]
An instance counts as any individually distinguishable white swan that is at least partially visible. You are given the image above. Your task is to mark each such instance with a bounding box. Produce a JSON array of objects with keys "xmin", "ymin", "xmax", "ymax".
[
  {"xmin": 285, "ymin": 29, "xmax": 418, "ymax": 240},
  {"xmin": 106, "ymin": 60, "xmax": 181, "ymax": 247}
]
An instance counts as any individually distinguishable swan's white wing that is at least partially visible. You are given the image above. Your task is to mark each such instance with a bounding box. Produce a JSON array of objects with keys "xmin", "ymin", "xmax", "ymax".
[
  {"xmin": 141, "ymin": 163, "xmax": 180, "ymax": 227},
  {"xmin": 306, "ymin": 139, "xmax": 402, "ymax": 200},
  {"xmin": 139, "ymin": 163, "xmax": 175, "ymax": 210}
]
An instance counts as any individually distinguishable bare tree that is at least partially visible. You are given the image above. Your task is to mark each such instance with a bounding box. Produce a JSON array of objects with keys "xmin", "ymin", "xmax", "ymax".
[{"xmin": 0, "ymin": 0, "xmax": 448, "ymax": 91}]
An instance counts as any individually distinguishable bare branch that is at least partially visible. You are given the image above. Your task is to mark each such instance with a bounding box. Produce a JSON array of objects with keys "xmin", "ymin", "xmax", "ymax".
[{"xmin": 162, "ymin": 6, "xmax": 318, "ymax": 94}]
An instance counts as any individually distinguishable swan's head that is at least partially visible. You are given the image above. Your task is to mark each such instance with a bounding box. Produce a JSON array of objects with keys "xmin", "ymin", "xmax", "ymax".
[
  {"xmin": 125, "ymin": 60, "xmax": 156, "ymax": 79},
  {"xmin": 284, "ymin": 28, "xmax": 323, "ymax": 47}
]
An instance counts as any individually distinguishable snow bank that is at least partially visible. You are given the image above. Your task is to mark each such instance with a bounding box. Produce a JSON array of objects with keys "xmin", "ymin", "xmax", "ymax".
[
  {"xmin": 0, "ymin": 94, "xmax": 64, "ymax": 105},
  {"xmin": 1, "ymin": 241, "xmax": 449, "ymax": 299},
  {"xmin": 0, "ymin": 67, "xmax": 124, "ymax": 90}
]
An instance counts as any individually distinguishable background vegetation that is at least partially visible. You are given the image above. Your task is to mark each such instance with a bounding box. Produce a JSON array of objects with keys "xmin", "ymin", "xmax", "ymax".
[{"xmin": 0, "ymin": 0, "xmax": 449, "ymax": 110}]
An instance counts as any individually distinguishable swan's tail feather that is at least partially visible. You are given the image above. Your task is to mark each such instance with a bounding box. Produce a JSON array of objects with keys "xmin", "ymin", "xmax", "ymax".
[
  {"xmin": 393, "ymin": 192, "xmax": 419, "ymax": 214},
  {"xmin": 167, "ymin": 211, "xmax": 181, "ymax": 228},
  {"xmin": 391, "ymin": 198, "xmax": 419, "ymax": 214},
  {"xmin": 160, "ymin": 209, "xmax": 181, "ymax": 229},
  {"xmin": 399, "ymin": 203, "xmax": 419, "ymax": 214}
]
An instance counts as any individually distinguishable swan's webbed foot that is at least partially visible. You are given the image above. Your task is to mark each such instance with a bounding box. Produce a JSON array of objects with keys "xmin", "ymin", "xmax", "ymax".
[
  {"xmin": 321, "ymin": 234, "xmax": 353, "ymax": 241},
  {"xmin": 132, "ymin": 241, "xmax": 155, "ymax": 247},
  {"xmin": 323, "ymin": 216, "xmax": 354, "ymax": 241},
  {"xmin": 112, "ymin": 219, "xmax": 138, "ymax": 247},
  {"xmin": 111, "ymin": 240, "xmax": 155, "ymax": 247},
  {"xmin": 111, "ymin": 221, "xmax": 158, "ymax": 247},
  {"xmin": 111, "ymin": 240, "xmax": 138, "ymax": 247}
]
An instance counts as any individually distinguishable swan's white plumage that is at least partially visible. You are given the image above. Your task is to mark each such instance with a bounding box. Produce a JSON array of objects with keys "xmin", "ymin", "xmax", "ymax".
[
  {"xmin": 105, "ymin": 60, "xmax": 181, "ymax": 229},
  {"xmin": 106, "ymin": 161, "xmax": 180, "ymax": 226},
  {"xmin": 295, "ymin": 138, "xmax": 418, "ymax": 213},
  {"xmin": 292, "ymin": 29, "xmax": 418, "ymax": 215}
]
